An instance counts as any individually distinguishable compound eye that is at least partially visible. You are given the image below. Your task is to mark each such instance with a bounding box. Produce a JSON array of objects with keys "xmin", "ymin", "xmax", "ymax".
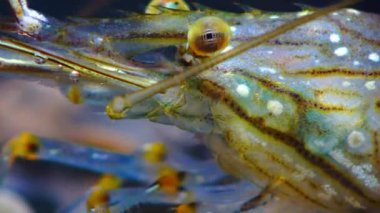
[
  {"xmin": 187, "ymin": 16, "xmax": 232, "ymax": 57},
  {"xmin": 146, "ymin": 0, "xmax": 190, "ymax": 14}
]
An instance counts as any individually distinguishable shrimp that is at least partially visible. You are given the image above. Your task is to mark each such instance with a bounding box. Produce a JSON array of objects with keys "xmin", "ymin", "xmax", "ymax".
[{"xmin": 1, "ymin": 0, "xmax": 380, "ymax": 212}]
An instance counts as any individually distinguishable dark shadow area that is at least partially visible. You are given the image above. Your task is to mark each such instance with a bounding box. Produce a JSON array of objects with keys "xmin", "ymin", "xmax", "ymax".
[{"xmin": 0, "ymin": 0, "xmax": 379, "ymax": 18}]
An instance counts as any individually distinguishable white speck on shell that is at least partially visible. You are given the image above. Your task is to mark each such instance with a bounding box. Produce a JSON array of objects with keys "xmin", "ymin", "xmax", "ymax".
[
  {"xmin": 329, "ymin": 33, "xmax": 341, "ymax": 43},
  {"xmin": 334, "ymin": 47, "xmax": 349, "ymax": 57},
  {"xmin": 269, "ymin": 15, "xmax": 280, "ymax": 19},
  {"xmin": 365, "ymin": 81, "xmax": 376, "ymax": 90},
  {"xmin": 259, "ymin": 67, "xmax": 277, "ymax": 74},
  {"xmin": 368, "ymin": 52, "xmax": 379, "ymax": 62},
  {"xmin": 346, "ymin": 9, "xmax": 361, "ymax": 15},
  {"xmin": 267, "ymin": 100, "xmax": 283, "ymax": 116},
  {"xmin": 347, "ymin": 131, "xmax": 365, "ymax": 148},
  {"xmin": 230, "ymin": 26, "xmax": 237, "ymax": 32},
  {"xmin": 342, "ymin": 81, "xmax": 351, "ymax": 87},
  {"xmin": 236, "ymin": 84, "xmax": 250, "ymax": 97}
]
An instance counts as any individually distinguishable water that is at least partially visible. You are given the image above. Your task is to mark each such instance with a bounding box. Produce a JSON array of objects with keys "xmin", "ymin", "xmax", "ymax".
[{"xmin": 0, "ymin": 0, "xmax": 378, "ymax": 18}]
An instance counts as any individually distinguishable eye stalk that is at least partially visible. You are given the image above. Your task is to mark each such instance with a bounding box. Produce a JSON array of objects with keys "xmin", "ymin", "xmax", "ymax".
[{"xmin": 187, "ymin": 16, "xmax": 232, "ymax": 57}]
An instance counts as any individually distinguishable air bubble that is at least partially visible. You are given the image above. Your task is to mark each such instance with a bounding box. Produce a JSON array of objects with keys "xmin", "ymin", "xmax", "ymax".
[
  {"xmin": 69, "ymin": 71, "xmax": 80, "ymax": 82},
  {"xmin": 34, "ymin": 56, "xmax": 46, "ymax": 64},
  {"xmin": 34, "ymin": 52, "xmax": 47, "ymax": 64}
]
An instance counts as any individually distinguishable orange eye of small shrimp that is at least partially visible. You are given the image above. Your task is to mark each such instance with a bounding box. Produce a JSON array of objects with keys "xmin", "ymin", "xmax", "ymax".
[{"xmin": 187, "ymin": 16, "xmax": 232, "ymax": 57}]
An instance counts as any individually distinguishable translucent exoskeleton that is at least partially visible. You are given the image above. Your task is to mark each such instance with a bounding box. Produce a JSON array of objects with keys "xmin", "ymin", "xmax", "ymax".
[{"xmin": 0, "ymin": 0, "xmax": 380, "ymax": 212}]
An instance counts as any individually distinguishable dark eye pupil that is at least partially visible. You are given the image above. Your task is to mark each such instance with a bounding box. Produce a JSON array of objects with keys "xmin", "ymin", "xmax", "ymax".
[
  {"xmin": 206, "ymin": 32, "xmax": 213, "ymax": 40},
  {"xmin": 202, "ymin": 31, "xmax": 223, "ymax": 43},
  {"xmin": 28, "ymin": 143, "xmax": 39, "ymax": 153},
  {"xmin": 174, "ymin": 1, "xmax": 179, "ymax": 5}
]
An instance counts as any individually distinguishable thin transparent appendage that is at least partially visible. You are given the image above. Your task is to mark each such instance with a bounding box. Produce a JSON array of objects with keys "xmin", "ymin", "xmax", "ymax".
[
  {"xmin": 1, "ymin": 136, "xmax": 152, "ymax": 182},
  {"xmin": 1, "ymin": 134, "xmax": 238, "ymax": 184},
  {"xmin": 0, "ymin": 132, "xmax": 264, "ymax": 212},
  {"xmin": 64, "ymin": 178, "xmax": 258, "ymax": 213},
  {"xmin": 2, "ymin": 134, "xmax": 261, "ymax": 212}
]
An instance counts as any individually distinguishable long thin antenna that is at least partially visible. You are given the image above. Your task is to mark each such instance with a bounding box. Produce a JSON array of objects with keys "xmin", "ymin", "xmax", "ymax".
[{"xmin": 108, "ymin": 0, "xmax": 362, "ymax": 116}]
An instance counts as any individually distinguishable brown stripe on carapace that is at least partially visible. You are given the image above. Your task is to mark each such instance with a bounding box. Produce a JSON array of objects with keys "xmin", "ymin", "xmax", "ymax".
[
  {"xmin": 373, "ymin": 131, "xmax": 380, "ymax": 170},
  {"xmin": 251, "ymin": 142, "xmax": 323, "ymax": 194},
  {"xmin": 284, "ymin": 68, "xmax": 380, "ymax": 78},
  {"xmin": 375, "ymin": 99, "xmax": 380, "ymax": 113},
  {"xmin": 112, "ymin": 32, "xmax": 187, "ymax": 40},
  {"xmin": 0, "ymin": 20, "xmax": 18, "ymax": 32},
  {"xmin": 233, "ymin": 133, "xmax": 320, "ymax": 192},
  {"xmin": 314, "ymin": 88, "xmax": 361, "ymax": 98},
  {"xmin": 233, "ymin": 69, "xmax": 349, "ymax": 111},
  {"xmin": 229, "ymin": 132, "xmax": 321, "ymax": 190},
  {"xmin": 345, "ymin": 151, "xmax": 373, "ymax": 163},
  {"xmin": 200, "ymin": 79, "xmax": 379, "ymax": 204},
  {"xmin": 242, "ymin": 155, "xmax": 328, "ymax": 209},
  {"xmin": 328, "ymin": 17, "xmax": 380, "ymax": 47},
  {"xmin": 267, "ymin": 39, "xmax": 323, "ymax": 48},
  {"xmin": 240, "ymin": 192, "xmax": 268, "ymax": 211},
  {"xmin": 283, "ymin": 180, "xmax": 329, "ymax": 209}
]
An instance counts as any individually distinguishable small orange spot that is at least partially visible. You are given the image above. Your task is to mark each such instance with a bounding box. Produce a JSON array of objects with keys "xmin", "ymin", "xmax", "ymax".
[
  {"xmin": 156, "ymin": 167, "xmax": 185, "ymax": 194},
  {"xmin": 177, "ymin": 203, "xmax": 197, "ymax": 213},
  {"xmin": 15, "ymin": 8, "xmax": 23, "ymax": 18},
  {"xmin": 96, "ymin": 174, "xmax": 122, "ymax": 190},
  {"xmin": 86, "ymin": 174, "xmax": 122, "ymax": 212},
  {"xmin": 66, "ymin": 85, "xmax": 83, "ymax": 104},
  {"xmin": 4, "ymin": 132, "xmax": 41, "ymax": 164},
  {"xmin": 86, "ymin": 188, "xmax": 110, "ymax": 213},
  {"xmin": 143, "ymin": 142, "xmax": 167, "ymax": 163}
]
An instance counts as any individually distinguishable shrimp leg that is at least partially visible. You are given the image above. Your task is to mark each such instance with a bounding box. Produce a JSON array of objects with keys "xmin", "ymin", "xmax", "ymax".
[
  {"xmin": 240, "ymin": 178, "xmax": 284, "ymax": 211},
  {"xmin": 7, "ymin": 0, "xmax": 47, "ymax": 34}
]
